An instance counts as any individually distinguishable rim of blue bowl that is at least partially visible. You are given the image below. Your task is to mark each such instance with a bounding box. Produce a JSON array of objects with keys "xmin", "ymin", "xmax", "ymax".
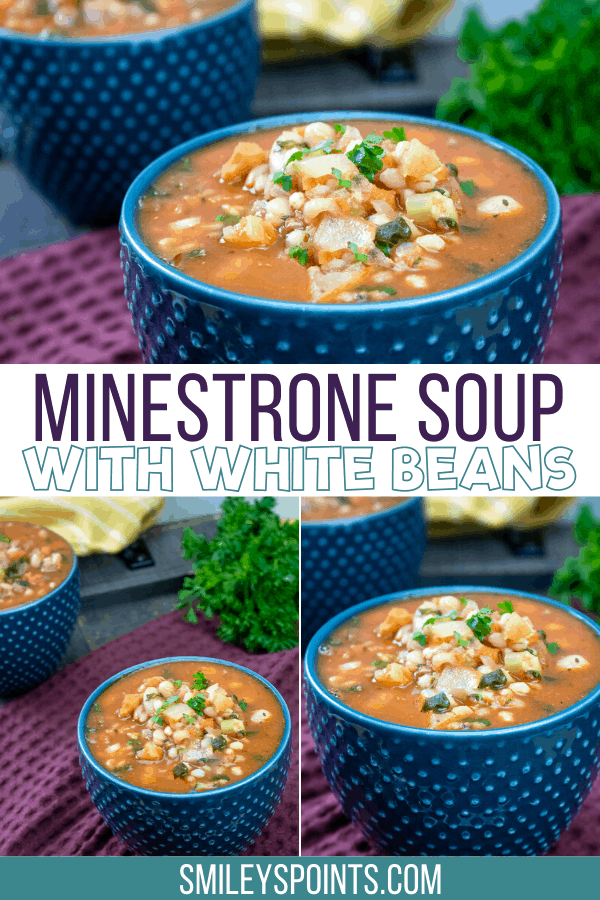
[
  {"xmin": 0, "ymin": 525, "xmax": 78, "ymax": 618},
  {"xmin": 121, "ymin": 111, "xmax": 561, "ymax": 317},
  {"xmin": 301, "ymin": 496, "xmax": 422, "ymax": 528},
  {"xmin": 0, "ymin": 0, "xmax": 253, "ymax": 44},
  {"xmin": 77, "ymin": 655, "xmax": 292, "ymax": 799},
  {"xmin": 305, "ymin": 585, "xmax": 600, "ymax": 740}
]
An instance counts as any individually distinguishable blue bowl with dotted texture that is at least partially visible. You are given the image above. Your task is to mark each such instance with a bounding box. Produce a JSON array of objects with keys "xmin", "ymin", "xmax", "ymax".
[
  {"xmin": 120, "ymin": 111, "xmax": 562, "ymax": 364},
  {"xmin": 0, "ymin": 0, "xmax": 259, "ymax": 227},
  {"xmin": 78, "ymin": 656, "xmax": 292, "ymax": 856},
  {"xmin": 301, "ymin": 498, "xmax": 426, "ymax": 648},
  {"xmin": 0, "ymin": 545, "xmax": 79, "ymax": 697},
  {"xmin": 305, "ymin": 586, "xmax": 600, "ymax": 856}
]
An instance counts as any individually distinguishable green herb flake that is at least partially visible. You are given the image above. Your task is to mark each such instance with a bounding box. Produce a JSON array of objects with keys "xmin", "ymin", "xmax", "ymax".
[
  {"xmin": 497, "ymin": 600, "xmax": 514, "ymax": 614},
  {"xmin": 331, "ymin": 167, "xmax": 352, "ymax": 188},
  {"xmin": 347, "ymin": 241, "xmax": 368, "ymax": 262},
  {"xmin": 128, "ymin": 739, "xmax": 143, "ymax": 752},
  {"xmin": 437, "ymin": 217, "xmax": 458, "ymax": 230},
  {"xmin": 413, "ymin": 632, "xmax": 427, "ymax": 647},
  {"xmin": 151, "ymin": 715, "xmax": 163, "ymax": 726},
  {"xmin": 185, "ymin": 248, "xmax": 206, "ymax": 259},
  {"xmin": 421, "ymin": 692, "xmax": 450, "ymax": 713},
  {"xmin": 289, "ymin": 245, "xmax": 309, "ymax": 266},
  {"xmin": 347, "ymin": 135, "xmax": 385, "ymax": 182},
  {"xmin": 445, "ymin": 163, "xmax": 459, "ymax": 177},
  {"xmin": 0, "ymin": 534, "xmax": 10, "ymax": 543},
  {"xmin": 273, "ymin": 171, "xmax": 293, "ymax": 192},
  {"xmin": 238, "ymin": 699, "xmax": 248, "ymax": 711},
  {"xmin": 545, "ymin": 642, "xmax": 560, "ymax": 655},
  {"xmin": 193, "ymin": 672, "xmax": 209, "ymax": 690},
  {"xmin": 356, "ymin": 284, "xmax": 396, "ymax": 295},
  {"xmin": 466, "ymin": 608, "xmax": 493, "ymax": 641},
  {"xmin": 334, "ymin": 124, "xmax": 347, "ymax": 136},
  {"xmin": 383, "ymin": 126, "xmax": 407, "ymax": 143},
  {"xmin": 187, "ymin": 694, "xmax": 206, "ymax": 715},
  {"xmin": 454, "ymin": 631, "xmax": 470, "ymax": 648},
  {"xmin": 371, "ymin": 659, "xmax": 388, "ymax": 668},
  {"xmin": 459, "ymin": 179, "xmax": 476, "ymax": 196},
  {"xmin": 215, "ymin": 213, "xmax": 241, "ymax": 225},
  {"xmin": 146, "ymin": 185, "xmax": 169, "ymax": 198}
]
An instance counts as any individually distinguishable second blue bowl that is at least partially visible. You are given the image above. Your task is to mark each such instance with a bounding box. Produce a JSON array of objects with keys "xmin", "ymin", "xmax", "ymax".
[
  {"xmin": 78, "ymin": 656, "xmax": 292, "ymax": 856},
  {"xmin": 301, "ymin": 498, "xmax": 426, "ymax": 647},
  {"xmin": 305, "ymin": 586, "xmax": 600, "ymax": 856},
  {"xmin": 0, "ymin": 545, "xmax": 80, "ymax": 697},
  {"xmin": 0, "ymin": 0, "xmax": 259, "ymax": 225},
  {"xmin": 120, "ymin": 111, "xmax": 562, "ymax": 364}
]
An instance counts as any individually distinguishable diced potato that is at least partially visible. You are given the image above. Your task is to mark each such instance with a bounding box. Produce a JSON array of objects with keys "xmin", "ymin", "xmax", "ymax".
[
  {"xmin": 221, "ymin": 142, "xmax": 267, "ymax": 183},
  {"xmin": 399, "ymin": 139, "xmax": 444, "ymax": 183},
  {"xmin": 502, "ymin": 613, "xmax": 536, "ymax": 644},
  {"xmin": 137, "ymin": 741, "xmax": 163, "ymax": 761},
  {"xmin": 162, "ymin": 702, "xmax": 192, "ymax": 726},
  {"xmin": 119, "ymin": 693, "xmax": 141, "ymax": 718},
  {"xmin": 312, "ymin": 214, "xmax": 376, "ymax": 265},
  {"xmin": 222, "ymin": 215, "xmax": 277, "ymax": 248},
  {"xmin": 426, "ymin": 619, "xmax": 471, "ymax": 643},
  {"xmin": 377, "ymin": 606, "xmax": 413, "ymax": 638},
  {"xmin": 293, "ymin": 153, "xmax": 358, "ymax": 192},
  {"xmin": 307, "ymin": 263, "xmax": 366, "ymax": 303},
  {"xmin": 373, "ymin": 662, "xmax": 412, "ymax": 686},
  {"xmin": 435, "ymin": 666, "xmax": 480, "ymax": 700}
]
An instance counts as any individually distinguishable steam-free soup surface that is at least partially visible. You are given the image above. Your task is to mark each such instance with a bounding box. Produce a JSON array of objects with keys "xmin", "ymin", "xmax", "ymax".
[
  {"xmin": 0, "ymin": 521, "xmax": 73, "ymax": 611},
  {"xmin": 86, "ymin": 661, "xmax": 285, "ymax": 792},
  {"xmin": 0, "ymin": 0, "xmax": 235, "ymax": 36},
  {"xmin": 317, "ymin": 592, "xmax": 600, "ymax": 730},
  {"xmin": 301, "ymin": 497, "xmax": 407, "ymax": 521},
  {"xmin": 138, "ymin": 119, "xmax": 547, "ymax": 304}
]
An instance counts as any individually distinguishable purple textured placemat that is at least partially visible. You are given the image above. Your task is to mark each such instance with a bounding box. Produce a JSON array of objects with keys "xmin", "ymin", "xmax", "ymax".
[
  {"xmin": 0, "ymin": 195, "xmax": 598, "ymax": 364},
  {"xmin": 0, "ymin": 611, "xmax": 299, "ymax": 857},
  {"xmin": 300, "ymin": 702, "xmax": 600, "ymax": 857}
]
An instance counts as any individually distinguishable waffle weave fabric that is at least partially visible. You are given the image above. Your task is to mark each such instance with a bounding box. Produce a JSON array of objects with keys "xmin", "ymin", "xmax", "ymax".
[
  {"xmin": 0, "ymin": 611, "xmax": 299, "ymax": 856},
  {"xmin": 300, "ymin": 702, "xmax": 600, "ymax": 857},
  {"xmin": 0, "ymin": 194, "xmax": 597, "ymax": 364}
]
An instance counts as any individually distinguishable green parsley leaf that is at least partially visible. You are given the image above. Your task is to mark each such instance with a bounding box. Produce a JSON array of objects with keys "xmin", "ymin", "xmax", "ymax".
[
  {"xmin": 413, "ymin": 632, "xmax": 427, "ymax": 647},
  {"xmin": 216, "ymin": 213, "xmax": 240, "ymax": 225},
  {"xmin": 332, "ymin": 167, "xmax": 352, "ymax": 188},
  {"xmin": 128, "ymin": 738, "xmax": 143, "ymax": 751},
  {"xmin": 356, "ymin": 284, "xmax": 396, "ymax": 295},
  {"xmin": 460, "ymin": 179, "xmax": 476, "ymax": 196},
  {"xmin": 0, "ymin": 534, "xmax": 10, "ymax": 543},
  {"xmin": 151, "ymin": 715, "xmax": 163, "ymax": 725},
  {"xmin": 289, "ymin": 245, "xmax": 309, "ymax": 266},
  {"xmin": 187, "ymin": 694, "xmax": 206, "ymax": 715},
  {"xmin": 371, "ymin": 659, "xmax": 388, "ymax": 668},
  {"xmin": 445, "ymin": 163, "xmax": 459, "ymax": 177},
  {"xmin": 347, "ymin": 136, "xmax": 385, "ymax": 182},
  {"xmin": 334, "ymin": 124, "xmax": 346, "ymax": 136},
  {"xmin": 347, "ymin": 241, "xmax": 368, "ymax": 262},
  {"xmin": 454, "ymin": 631, "xmax": 470, "ymax": 647},
  {"xmin": 466, "ymin": 608, "xmax": 493, "ymax": 641},
  {"xmin": 238, "ymin": 699, "xmax": 248, "ymax": 711},
  {"xmin": 459, "ymin": 597, "xmax": 468, "ymax": 605},
  {"xmin": 383, "ymin": 126, "xmax": 406, "ymax": 143},
  {"xmin": 192, "ymin": 672, "xmax": 209, "ymax": 690},
  {"xmin": 546, "ymin": 642, "xmax": 560, "ymax": 655},
  {"xmin": 497, "ymin": 600, "xmax": 514, "ymax": 614}
]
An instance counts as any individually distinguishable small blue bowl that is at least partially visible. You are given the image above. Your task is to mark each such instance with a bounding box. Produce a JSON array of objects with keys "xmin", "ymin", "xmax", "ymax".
[
  {"xmin": 78, "ymin": 656, "xmax": 292, "ymax": 856},
  {"xmin": 0, "ymin": 0, "xmax": 259, "ymax": 226},
  {"xmin": 305, "ymin": 586, "xmax": 600, "ymax": 856},
  {"xmin": 120, "ymin": 111, "xmax": 562, "ymax": 364},
  {"xmin": 301, "ymin": 498, "xmax": 426, "ymax": 648},
  {"xmin": 0, "ymin": 540, "xmax": 80, "ymax": 697}
]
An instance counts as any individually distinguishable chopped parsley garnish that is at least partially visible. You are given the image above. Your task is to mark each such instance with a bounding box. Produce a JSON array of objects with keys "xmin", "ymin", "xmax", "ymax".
[
  {"xmin": 273, "ymin": 171, "xmax": 292, "ymax": 192},
  {"xmin": 151, "ymin": 715, "xmax": 163, "ymax": 725},
  {"xmin": 478, "ymin": 668, "xmax": 507, "ymax": 690},
  {"xmin": 187, "ymin": 694, "xmax": 206, "ymax": 715},
  {"xmin": 128, "ymin": 738, "xmax": 143, "ymax": 752},
  {"xmin": 446, "ymin": 163, "xmax": 459, "ymax": 177},
  {"xmin": 172, "ymin": 680, "xmax": 182, "ymax": 689},
  {"xmin": 173, "ymin": 762, "xmax": 188, "ymax": 779},
  {"xmin": 459, "ymin": 179, "xmax": 476, "ymax": 196},
  {"xmin": 413, "ymin": 632, "xmax": 427, "ymax": 647},
  {"xmin": 375, "ymin": 216, "xmax": 412, "ymax": 254},
  {"xmin": 357, "ymin": 284, "xmax": 396, "ymax": 295},
  {"xmin": 371, "ymin": 659, "xmax": 388, "ymax": 668},
  {"xmin": 332, "ymin": 167, "xmax": 352, "ymax": 188},
  {"xmin": 289, "ymin": 245, "xmax": 309, "ymax": 266},
  {"xmin": 459, "ymin": 598, "xmax": 468, "ymax": 605},
  {"xmin": 545, "ymin": 642, "xmax": 560, "ymax": 655},
  {"xmin": 466, "ymin": 607, "xmax": 493, "ymax": 641},
  {"xmin": 347, "ymin": 134, "xmax": 385, "ymax": 182},
  {"xmin": 93, "ymin": 702, "xmax": 101, "ymax": 713},
  {"xmin": 113, "ymin": 764, "xmax": 133, "ymax": 774},
  {"xmin": 216, "ymin": 213, "xmax": 240, "ymax": 225},
  {"xmin": 383, "ymin": 126, "xmax": 406, "ymax": 143},
  {"xmin": 0, "ymin": 534, "xmax": 9, "ymax": 543},
  {"xmin": 347, "ymin": 241, "xmax": 368, "ymax": 262},
  {"xmin": 497, "ymin": 600, "xmax": 514, "ymax": 614},
  {"xmin": 238, "ymin": 699, "xmax": 248, "ymax": 711},
  {"xmin": 421, "ymin": 692, "xmax": 450, "ymax": 713},
  {"xmin": 183, "ymin": 714, "xmax": 195, "ymax": 724},
  {"xmin": 454, "ymin": 631, "xmax": 470, "ymax": 648},
  {"xmin": 192, "ymin": 672, "xmax": 209, "ymax": 690},
  {"xmin": 412, "ymin": 257, "xmax": 422, "ymax": 267},
  {"xmin": 463, "ymin": 717, "xmax": 491, "ymax": 726},
  {"xmin": 334, "ymin": 124, "xmax": 346, "ymax": 136}
]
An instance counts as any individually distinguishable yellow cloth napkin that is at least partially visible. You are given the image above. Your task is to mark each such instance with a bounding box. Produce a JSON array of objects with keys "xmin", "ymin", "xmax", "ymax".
[
  {"xmin": 0, "ymin": 498, "xmax": 165, "ymax": 556},
  {"xmin": 426, "ymin": 497, "xmax": 575, "ymax": 539}
]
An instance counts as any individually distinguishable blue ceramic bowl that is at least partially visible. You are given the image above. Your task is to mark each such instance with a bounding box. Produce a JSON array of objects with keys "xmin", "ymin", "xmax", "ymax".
[
  {"xmin": 305, "ymin": 586, "xmax": 600, "ymax": 856},
  {"xmin": 120, "ymin": 111, "xmax": 562, "ymax": 364},
  {"xmin": 0, "ymin": 0, "xmax": 259, "ymax": 226},
  {"xmin": 0, "ymin": 538, "xmax": 80, "ymax": 697},
  {"xmin": 78, "ymin": 656, "xmax": 292, "ymax": 855},
  {"xmin": 301, "ymin": 498, "xmax": 426, "ymax": 648}
]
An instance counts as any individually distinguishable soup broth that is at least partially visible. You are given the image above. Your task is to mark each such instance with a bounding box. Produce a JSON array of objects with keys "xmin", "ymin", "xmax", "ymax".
[
  {"xmin": 0, "ymin": 521, "xmax": 73, "ymax": 611},
  {"xmin": 138, "ymin": 119, "xmax": 547, "ymax": 304},
  {"xmin": 85, "ymin": 660, "xmax": 285, "ymax": 793},
  {"xmin": 317, "ymin": 592, "xmax": 600, "ymax": 730},
  {"xmin": 301, "ymin": 497, "xmax": 407, "ymax": 521}
]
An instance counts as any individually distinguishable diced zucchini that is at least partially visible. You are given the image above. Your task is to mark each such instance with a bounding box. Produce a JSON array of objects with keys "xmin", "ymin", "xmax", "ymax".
[{"xmin": 221, "ymin": 719, "xmax": 244, "ymax": 733}]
